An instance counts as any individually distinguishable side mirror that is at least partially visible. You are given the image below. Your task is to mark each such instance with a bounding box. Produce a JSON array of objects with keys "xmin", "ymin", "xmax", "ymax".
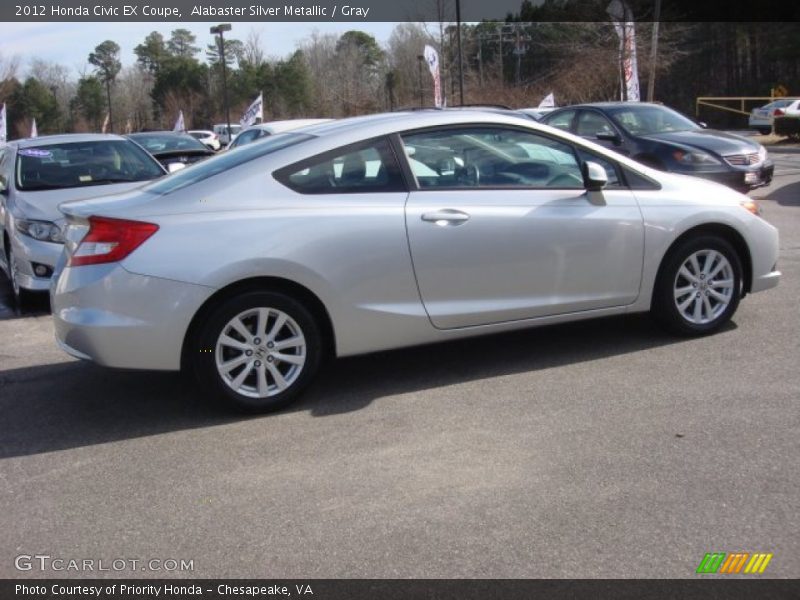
[
  {"xmin": 583, "ymin": 161, "xmax": 608, "ymax": 192},
  {"xmin": 596, "ymin": 131, "xmax": 622, "ymax": 145},
  {"xmin": 167, "ymin": 162, "xmax": 186, "ymax": 174},
  {"xmin": 0, "ymin": 178, "xmax": 6, "ymax": 194}
]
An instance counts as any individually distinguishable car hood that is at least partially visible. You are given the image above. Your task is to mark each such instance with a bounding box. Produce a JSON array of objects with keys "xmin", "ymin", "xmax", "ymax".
[
  {"xmin": 640, "ymin": 129, "xmax": 760, "ymax": 156},
  {"xmin": 14, "ymin": 181, "xmax": 148, "ymax": 223}
]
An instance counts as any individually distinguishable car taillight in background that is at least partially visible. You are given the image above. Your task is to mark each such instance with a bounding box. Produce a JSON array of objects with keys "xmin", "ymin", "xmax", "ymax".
[
  {"xmin": 773, "ymin": 109, "xmax": 785, "ymax": 117},
  {"xmin": 68, "ymin": 216, "xmax": 159, "ymax": 267}
]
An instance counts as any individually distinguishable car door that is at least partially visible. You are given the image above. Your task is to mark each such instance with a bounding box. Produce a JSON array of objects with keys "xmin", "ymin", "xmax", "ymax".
[
  {"xmin": 575, "ymin": 109, "xmax": 631, "ymax": 156},
  {"xmin": 400, "ymin": 125, "xmax": 644, "ymax": 329}
]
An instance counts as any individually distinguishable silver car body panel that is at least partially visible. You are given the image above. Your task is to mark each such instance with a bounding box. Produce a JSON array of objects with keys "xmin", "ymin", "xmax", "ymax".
[{"xmin": 51, "ymin": 111, "xmax": 781, "ymax": 369}]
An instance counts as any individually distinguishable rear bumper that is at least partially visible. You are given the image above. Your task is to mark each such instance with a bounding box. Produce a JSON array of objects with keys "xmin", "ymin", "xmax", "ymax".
[{"xmin": 51, "ymin": 264, "xmax": 214, "ymax": 371}]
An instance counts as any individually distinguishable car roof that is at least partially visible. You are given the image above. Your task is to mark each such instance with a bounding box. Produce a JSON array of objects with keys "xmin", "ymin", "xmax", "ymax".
[
  {"xmin": 11, "ymin": 133, "xmax": 128, "ymax": 149},
  {"xmin": 553, "ymin": 102, "xmax": 668, "ymax": 110},
  {"xmin": 246, "ymin": 119, "xmax": 333, "ymax": 133},
  {"xmin": 303, "ymin": 109, "xmax": 536, "ymax": 133},
  {"xmin": 128, "ymin": 131, "xmax": 193, "ymax": 137}
]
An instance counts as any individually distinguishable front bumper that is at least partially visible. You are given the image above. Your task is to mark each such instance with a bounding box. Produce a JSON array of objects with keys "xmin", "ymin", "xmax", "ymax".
[
  {"xmin": 8, "ymin": 232, "xmax": 63, "ymax": 291},
  {"xmin": 687, "ymin": 161, "xmax": 774, "ymax": 190},
  {"xmin": 51, "ymin": 263, "xmax": 214, "ymax": 371}
]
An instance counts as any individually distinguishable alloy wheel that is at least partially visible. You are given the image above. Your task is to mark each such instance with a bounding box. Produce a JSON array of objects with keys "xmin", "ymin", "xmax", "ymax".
[
  {"xmin": 214, "ymin": 307, "xmax": 307, "ymax": 398},
  {"xmin": 673, "ymin": 249, "xmax": 735, "ymax": 325}
]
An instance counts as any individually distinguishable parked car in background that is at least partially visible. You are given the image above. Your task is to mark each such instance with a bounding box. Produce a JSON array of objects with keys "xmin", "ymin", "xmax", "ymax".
[
  {"xmin": 188, "ymin": 129, "xmax": 221, "ymax": 151},
  {"xmin": 0, "ymin": 134, "xmax": 166, "ymax": 303},
  {"xmin": 126, "ymin": 132, "xmax": 215, "ymax": 170},
  {"xmin": 542, "ymin": 102, "xmax": 774, "ymax": 191},
  {"xmin": 748, "ymin": 98, "xmax": 800, "ymax": 134},
  {"xmin": 51, "ymin": 111, "xmax": 779, "ymax": 413},
  {"xmin": 520, "ymin": 107, "xmax": 558, "ymax": 121},
  {"xmin": 213, "ymin": 123, "xmax": 242, "ymax": 145},
  {"xmin": 226, "ymin": 119, "xmax": 334, "ymax": 150}
]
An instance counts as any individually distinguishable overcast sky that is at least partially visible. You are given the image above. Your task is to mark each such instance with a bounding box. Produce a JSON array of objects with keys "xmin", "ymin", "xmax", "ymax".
[{"xmin": 4, "ymin": 22, "xmax": 399, "ymax": 76}]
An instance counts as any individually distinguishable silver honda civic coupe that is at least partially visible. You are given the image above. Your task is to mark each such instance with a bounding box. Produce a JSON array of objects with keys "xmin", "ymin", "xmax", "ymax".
[{"xmin": 51, "ymin": 111, "xmax": 781, "ymax": 412}]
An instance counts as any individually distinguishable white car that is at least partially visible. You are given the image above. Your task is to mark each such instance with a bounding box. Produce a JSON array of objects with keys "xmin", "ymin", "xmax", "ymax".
[
  {"xmin": 226, "ymin": 119, "xmax": 333, "ymax": 150},
  {"xmin": 213, "ymin": 123, "xmax": 242, "ymax": 146},
  {"xmin": 748, "ymin": 99, "xmax": 800, "ymax": 134},
  {"xmin": 187, "ymin": 130, "xmax": 221, "ymax": 151},
  {"xmin": 51, "ymin": 111, "xmax": 780, "ymax": 413}
]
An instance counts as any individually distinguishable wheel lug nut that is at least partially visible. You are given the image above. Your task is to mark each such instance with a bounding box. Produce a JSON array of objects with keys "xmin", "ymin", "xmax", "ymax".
[
  {"xmin": 245, "ymin": 350, "xmax": 253, "ymax": 356},
  {"xmin": 692, "ymin": 282, "xmax": 697, "ymax": 287},
  {"xmin": 696, "ymin": 292, "xmax": 701, "ymax": 297},
  {"xmin": 255, "ymin": 360, "xmax": 261, "ymax": 367},
  {"xmin": 267, "ymin": 356, "xmax": 274, "ymax": 363},
  {"xmin": 253, "ymin": 338, "xmax": 261, "ymax": 345},
  {"xmin": 267, "ymin": 342, "xmax": 274, "ymax": 349}
]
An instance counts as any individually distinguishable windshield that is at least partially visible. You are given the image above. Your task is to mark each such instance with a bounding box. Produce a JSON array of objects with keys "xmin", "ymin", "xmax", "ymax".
[
  {"xmin": 15, "ymin": 140, "xmax": 165, "ymax": 191},
  {"xmin": 609, "ymin": 105, "xmax": 700, "ymax": 136},
  {"xmin": 128, "ymin": 133, "xmax": 209, "ymax": 153},
  {"xmin": 144, "ymin": 132, "xmax": 315, "ymax": 195}
]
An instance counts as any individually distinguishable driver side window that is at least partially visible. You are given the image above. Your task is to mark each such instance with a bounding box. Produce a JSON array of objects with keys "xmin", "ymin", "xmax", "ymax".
[
  {"xmin": 400, "ymin": 127, "xmax": 584, "ymax": 190},
  {"xmin": 576, "ymin": 111, "xmax": 615, "ymax": 137}
]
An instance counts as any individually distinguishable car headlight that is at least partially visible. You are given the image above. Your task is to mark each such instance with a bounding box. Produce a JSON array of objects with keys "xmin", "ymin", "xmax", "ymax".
[
  {"xmin": 740, "ymin": 198, "xmax": 762, "ymax": 216},
  {"xmin": 14, "ymin": 218, "xmax": 65, "ymax": 243},
  {"xmin": 758, "ymin": 145, "xmax": 768, "ymax": 161},
  {"xmin": 672, "ymin": 149, "xmax": 722, "ymax": 166}
]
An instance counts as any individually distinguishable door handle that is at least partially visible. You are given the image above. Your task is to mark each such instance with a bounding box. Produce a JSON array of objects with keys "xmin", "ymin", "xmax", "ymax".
[{"xmin": 421, "ymin": 209, "xmax": 470, "ymax": 225}]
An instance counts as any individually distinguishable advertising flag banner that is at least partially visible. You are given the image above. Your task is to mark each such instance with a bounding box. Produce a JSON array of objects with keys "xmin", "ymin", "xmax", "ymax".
[
  {"xmin": 0, "ymin": 104, "xmax": 7, "ymax": 142},
  {"xmin": 423, "ymin": 45, "xmax": 443, "ymax": 108},
  {"xmin": 173, "ymin": 110, "xmax": 185, "ymax": 132},
  {"xmin": 538, "ymin": 92, "xmax": 555, "ymax": 108},
  {"xmin": 608, "ymin": 0, "xmax": 641, "ymax": 102},
  {"xmin": 240, "ymin": 93, "xmax": 263, "ymax": 128},
  {"xmin": 30, "ymin": 118, "xmax": 38, "ymax": 138},
  {"xmin": 101, "ymin": 112, "xmax": 110, "ymax": 133}
]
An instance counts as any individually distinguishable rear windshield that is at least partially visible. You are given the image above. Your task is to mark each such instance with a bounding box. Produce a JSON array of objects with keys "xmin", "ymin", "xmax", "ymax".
[
  {"xmin": 128, "ymin": 133, "xmax": 209, "ymax": 153},
  {"xmin": 15, "ymin": 140, "xmax": 165, "ymax": 191},
  {"xmin": 144, "ymin": 132, "xmax": 315, "ymax": 195}
]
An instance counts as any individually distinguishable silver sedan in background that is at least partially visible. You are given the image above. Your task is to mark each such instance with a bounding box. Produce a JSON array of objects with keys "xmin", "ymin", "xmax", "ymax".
[
  {"xmin": 51, "ymin": 111, "xmax": 781, "ymax": 412},
  {"xmin": 0, "ymin": 134, "xmax": 167, "ymax": 304}
]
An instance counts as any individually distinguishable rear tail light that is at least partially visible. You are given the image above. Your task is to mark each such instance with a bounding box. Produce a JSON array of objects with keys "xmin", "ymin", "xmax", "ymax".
[
  {"xmin": 774, "ymin": 109, "xmax": 785, "ymax": 117},
  {"xmin": 68, "ymin": 216, "xmax": 158, "ymax": 267}
]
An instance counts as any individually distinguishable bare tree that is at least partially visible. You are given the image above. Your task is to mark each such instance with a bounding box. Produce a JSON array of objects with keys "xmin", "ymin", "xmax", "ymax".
[
  {"xmin": 243, "ymin": 29, "xmax": 266, "ymax": 66},
  {"xmin": 0, "ymin": 51, "xmax": 20, "ymax": 102}
]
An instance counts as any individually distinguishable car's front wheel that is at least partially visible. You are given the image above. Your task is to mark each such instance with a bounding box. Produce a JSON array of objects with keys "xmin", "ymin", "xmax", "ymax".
[
  {"xmin": 193, "ymin": 291, "xmax": 323, "ymax": 412},
  {"xmin": 652, "ymin": 235, "xmax": 742, "ymax": 336}
]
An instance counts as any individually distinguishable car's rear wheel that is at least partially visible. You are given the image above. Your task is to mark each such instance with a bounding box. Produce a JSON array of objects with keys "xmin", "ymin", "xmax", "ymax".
[
  {"xmin": 193, "ymin": 291, "xmax": 322, "ymax": 412},
  {"xmin": 652, "ymin": 235, "xmax": 742, "ymax": 336},
  {"xmin": 757, "ymin": 127, "xmax": 771, "ymax": 135}
]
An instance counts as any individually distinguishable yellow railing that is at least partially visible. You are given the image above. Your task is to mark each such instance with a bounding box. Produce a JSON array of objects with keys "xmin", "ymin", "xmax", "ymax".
[{"xmin": 695, "ymin": 96, "xmax": 779, "ymax": 118}]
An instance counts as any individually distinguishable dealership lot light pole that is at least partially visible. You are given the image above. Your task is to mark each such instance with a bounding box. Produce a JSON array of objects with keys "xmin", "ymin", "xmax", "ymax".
[{"xmin": 211, "ymin": 23, "xmax": 232, "ymax": 142}]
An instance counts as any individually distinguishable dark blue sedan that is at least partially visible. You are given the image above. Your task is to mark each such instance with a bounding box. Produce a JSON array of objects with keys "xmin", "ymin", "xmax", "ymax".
[{"xmin": 541, "ymin": 102, "xmax": 774, "ymax": 192}]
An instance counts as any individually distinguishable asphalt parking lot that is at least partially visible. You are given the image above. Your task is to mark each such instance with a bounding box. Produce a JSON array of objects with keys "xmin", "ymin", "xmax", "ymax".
[{"xmin": 1, "ymin": 152, "xmax": 798, "ymax": 579}]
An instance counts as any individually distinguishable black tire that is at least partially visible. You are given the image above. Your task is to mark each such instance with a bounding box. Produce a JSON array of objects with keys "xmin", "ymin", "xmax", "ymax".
[
  {"xmin": 192, "ymin": 291, "xmax": 323, "ymax": 413},
  {"xmin": 652, "ymin": 235, "xmax": 743, "ymax": 336},
  {"xmin": 757, "ymin": 128, "xmax": 771, "ymax": 136}
]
